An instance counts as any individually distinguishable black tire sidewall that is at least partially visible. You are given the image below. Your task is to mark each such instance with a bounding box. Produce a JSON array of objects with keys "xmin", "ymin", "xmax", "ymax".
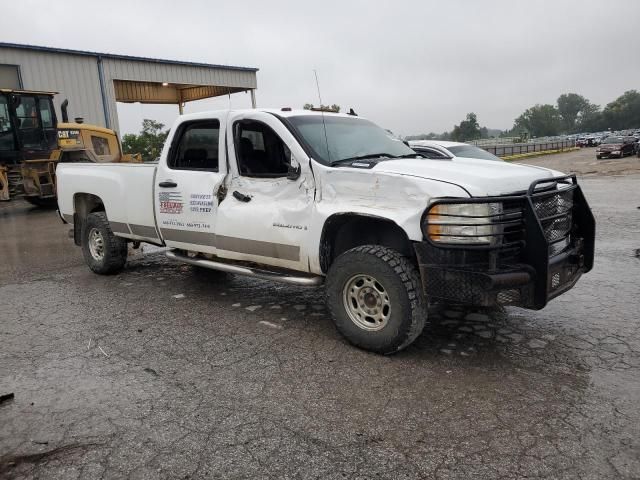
[
  {"xmin": 82, "ymin": 212, "xmax": 127, "ymax": 274},
  {"xmin": 326, "ymin": 247, "xmax": 423, "ymax": 354}
]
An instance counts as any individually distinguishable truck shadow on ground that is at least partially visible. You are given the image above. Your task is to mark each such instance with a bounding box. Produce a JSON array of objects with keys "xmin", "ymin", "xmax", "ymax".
[{"xmin": 125, "ymin": 254, "xmax": 586, "ymax": 374}]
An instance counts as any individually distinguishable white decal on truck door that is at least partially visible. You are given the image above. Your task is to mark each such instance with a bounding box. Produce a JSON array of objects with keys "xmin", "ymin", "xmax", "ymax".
[{"xmin": 189, "ymin": 193, "xmax": 213, "ymax": 213}]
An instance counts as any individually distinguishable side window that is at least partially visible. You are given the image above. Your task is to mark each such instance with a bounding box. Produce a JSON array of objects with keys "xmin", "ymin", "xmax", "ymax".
[
  {"xmin": 38, "ymin": 98, "xmax": 55, "ymax": 128},
  {"xmin": 170, "ymin": 120, "xmax": 219, "ymax": 171},
  {"xmin": 0, "ymin": 96, "xmax": 10, "ymax": 134},
  {"xmin": 91, "ymin": 136, "xmax": 111, "ymax": 155},
  {"xmin": 235, "ymin": 120, "xmax": 290, "ymax": 177},
  {"xmin": 15, "ymin": 96, "xmax": 38, "ymax": 129},
  {"xmin": 0, "ymin": 96, "xmax": 15, "ymax": 151}
]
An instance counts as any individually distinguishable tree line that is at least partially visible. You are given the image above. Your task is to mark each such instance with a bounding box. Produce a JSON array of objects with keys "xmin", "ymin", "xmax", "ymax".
[
  {"xmin": 122, "ymin": 90, "xmax": 640, "ymax": 158},
  {"xmin": 407, "ymin": 90, "xmax": 640, "ymax": 142}
]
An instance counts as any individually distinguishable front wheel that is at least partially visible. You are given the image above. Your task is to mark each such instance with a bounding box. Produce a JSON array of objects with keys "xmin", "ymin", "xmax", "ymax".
[
  {"xmin": 82, "ymin": 212, "xmax": 128, "ymax": 274},
  {"xmin": 325, "ymin": 245, "xmax": 427, "ymax": 354}
]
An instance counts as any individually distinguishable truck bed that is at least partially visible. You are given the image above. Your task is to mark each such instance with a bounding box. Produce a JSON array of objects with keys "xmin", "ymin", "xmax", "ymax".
[{"xmin": 57, "ymin": 162, "xmax": 161, "ymax": 243}]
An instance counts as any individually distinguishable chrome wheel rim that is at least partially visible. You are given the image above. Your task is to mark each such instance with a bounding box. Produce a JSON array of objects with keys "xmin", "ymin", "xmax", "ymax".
[
  {"xmin": 342, "ymin": 274, "xmax": 391, "ymax": 331},
  {"xmin": 88, "ymin": 228, "xmax": 105, "ymax": 261}
]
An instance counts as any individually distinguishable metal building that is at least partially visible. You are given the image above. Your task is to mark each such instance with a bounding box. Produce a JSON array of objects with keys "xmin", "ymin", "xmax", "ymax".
[{"xmin": 0, "ymin": 42, "xmax": 258, "ymax": 132}]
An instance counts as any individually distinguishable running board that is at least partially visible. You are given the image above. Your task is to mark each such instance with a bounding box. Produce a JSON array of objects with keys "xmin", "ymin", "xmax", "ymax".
[{"xmin": 166, "ymin": 250, "xmax": 324, "ymax": 287}]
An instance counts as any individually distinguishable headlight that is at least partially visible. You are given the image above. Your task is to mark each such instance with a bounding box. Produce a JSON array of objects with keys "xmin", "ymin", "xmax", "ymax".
[{"xmin": 425, "ymin": 202, "xmax": 503, "ymax": 245}]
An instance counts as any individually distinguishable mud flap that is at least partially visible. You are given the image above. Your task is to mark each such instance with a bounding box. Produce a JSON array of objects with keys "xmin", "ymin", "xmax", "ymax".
[{"xmin": 73, "ymin": 213, "xmax": 82, "ymax": 246}]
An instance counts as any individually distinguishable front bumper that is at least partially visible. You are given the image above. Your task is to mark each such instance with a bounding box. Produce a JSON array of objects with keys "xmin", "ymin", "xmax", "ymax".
[
  {"xmin": 597, "ymin": 150, "xmax": 621, "ymax": 158},
  {"xmin": 415, "ymin": 175, "xmax": 595, "ymax": 310}
]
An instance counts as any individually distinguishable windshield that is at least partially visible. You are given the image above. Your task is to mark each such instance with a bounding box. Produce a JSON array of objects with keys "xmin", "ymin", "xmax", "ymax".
[
  {"xmin": 446, "ymin": 145, "xmax": 502, "ymax": 161},
  {"xmin": 286, "ymin": 115, "xmax": 416, "ymax": 165},
  {"xmin": 602, "ymin": 137, "xmax": 623, "ymax": 144}
]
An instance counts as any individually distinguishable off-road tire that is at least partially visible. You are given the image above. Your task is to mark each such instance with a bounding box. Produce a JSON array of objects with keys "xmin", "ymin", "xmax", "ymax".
[
  {"xmin": 82, "ymin": 212, "xmax": 128, "ymax": 275},
  {"xmin": 325, "ymin": 245, "xmax": 427, "ymax": 354}
]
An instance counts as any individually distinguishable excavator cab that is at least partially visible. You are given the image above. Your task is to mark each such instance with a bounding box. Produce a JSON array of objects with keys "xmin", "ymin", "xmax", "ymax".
[
  {"xmin": 0, "ymin": 89, "xmax": 141, "ymax": 205},
  {"xmin": 0, "ymin": 89, "xmax": 59, "ymax": 202}
]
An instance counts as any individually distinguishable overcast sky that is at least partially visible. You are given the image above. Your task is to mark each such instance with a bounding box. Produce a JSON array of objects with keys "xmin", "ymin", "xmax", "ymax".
[{"xmin": 4, "ymin": 0, "xmax": 640, "ymax": 136}]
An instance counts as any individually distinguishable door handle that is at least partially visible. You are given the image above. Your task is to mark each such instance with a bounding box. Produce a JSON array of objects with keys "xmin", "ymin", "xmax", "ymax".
[
  {"xmin": 158, "ymin": 180, "xmax": 177, "ymax": 188},
  {"xmin": 232, "ymin": 191, "xmax": 251, "ymax": 202}
]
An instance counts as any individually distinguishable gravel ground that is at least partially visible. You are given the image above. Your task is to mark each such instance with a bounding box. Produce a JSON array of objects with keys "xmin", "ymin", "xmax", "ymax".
[
  {"xmin": 514, "ymin": 146, "xmax": 640, "ymax": 176},
  {"xmin": 1, "ymin": 157, "xmax": 639, "ymax": 479}
]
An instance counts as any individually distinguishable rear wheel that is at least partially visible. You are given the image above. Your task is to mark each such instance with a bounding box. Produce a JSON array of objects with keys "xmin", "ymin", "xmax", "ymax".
[
  {"xmin": 325, "ymin": 245, "xmax": 427, "ymax": 354},
  {"xmin": 82, "ymin": 212, "xmax": 128, "ymax": 274}
]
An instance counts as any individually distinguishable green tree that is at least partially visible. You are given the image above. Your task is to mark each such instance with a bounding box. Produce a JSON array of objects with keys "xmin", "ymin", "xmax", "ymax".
[
  {"xmin": 122, "ymin": 119, "xmax": 169, "ymax": 162},
  {"xmin": 451, "ymin": 112, "xmax": 481, "ymax": 141},
  {"xmin": 513, "ymin": 104, "xmax": 561, "ymax": 137},
  {"xmin": 576, "ymin": 103, "xmax": 603, "ymax": 132},
  {"xmin": 601, "ymin": 90, "xmax": 640, "ymax": 130},
  {"xmin": 303, "ymin": 103, "xmax": 340, "ymax": 113},
  {"xmin": 557, "ymin": 93, "xmax": 590, "ymax": 133}
]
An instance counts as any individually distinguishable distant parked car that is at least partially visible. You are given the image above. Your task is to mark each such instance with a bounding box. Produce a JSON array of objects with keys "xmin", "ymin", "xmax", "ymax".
[
  {"xmin": 577, "ymin": 136, "xmax": 597, "ymax": 147},
  {"xmin": 596, "ymin": 136, "xmax": 636, "ymax": 159}
]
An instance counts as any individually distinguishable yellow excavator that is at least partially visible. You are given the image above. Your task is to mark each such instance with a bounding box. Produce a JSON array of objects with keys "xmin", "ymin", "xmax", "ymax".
[{"xmin": 0, "ymin": 89, "xmax": 141, "ymax": 207}]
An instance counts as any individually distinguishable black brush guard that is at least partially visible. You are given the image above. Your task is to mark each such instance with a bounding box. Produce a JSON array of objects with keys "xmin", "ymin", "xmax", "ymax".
[{"xmin": 415, "ymin": 175, "xmax": 595, "ymax": 310}]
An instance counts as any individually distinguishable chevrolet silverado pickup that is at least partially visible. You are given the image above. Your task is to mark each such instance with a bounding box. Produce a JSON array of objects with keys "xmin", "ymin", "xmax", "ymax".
[{"xmin": 56, "ymin": 109, "xmax": 595, "ymax": 354}]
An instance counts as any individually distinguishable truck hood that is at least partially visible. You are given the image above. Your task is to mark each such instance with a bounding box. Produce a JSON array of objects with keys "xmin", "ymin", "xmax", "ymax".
[{"xmin": 371, "ymin": 158, "xmax": 560, "ymax": 196}]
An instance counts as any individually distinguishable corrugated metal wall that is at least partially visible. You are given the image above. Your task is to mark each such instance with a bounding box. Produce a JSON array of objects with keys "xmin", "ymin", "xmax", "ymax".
[
  {"xmin": 0, "ymin": 47, "xmax": 104, "ymax": 127},
  {"xmin": 0, "ymin": 46, "xmax": 258, "ymax": 133}
]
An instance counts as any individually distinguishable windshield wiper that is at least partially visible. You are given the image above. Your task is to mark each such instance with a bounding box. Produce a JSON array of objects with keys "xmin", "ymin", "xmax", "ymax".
[{"xmin": 331, "ymin": 153, "xmax": 398, "ymax": 166}]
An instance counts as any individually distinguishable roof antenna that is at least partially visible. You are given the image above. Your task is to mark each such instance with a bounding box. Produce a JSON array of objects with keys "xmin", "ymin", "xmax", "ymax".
[{"xmin": 314, "ymin": 70, "xmax": 331, "ymax": 163}]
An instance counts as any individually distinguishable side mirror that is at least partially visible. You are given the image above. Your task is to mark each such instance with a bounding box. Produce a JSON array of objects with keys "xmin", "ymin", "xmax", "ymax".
[{"xmin": 9, "ymin": 94, "xmax": 21, "ymax": 109}]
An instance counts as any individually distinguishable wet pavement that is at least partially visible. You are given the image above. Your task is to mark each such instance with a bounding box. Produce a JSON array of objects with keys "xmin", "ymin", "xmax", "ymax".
[
  {"xmin": 1, "ymin": 173, "xmax": 639, "ymax": 479},
  {"xmin": 515, "ymin": 146, "xmax": 640, "ymax": 177}
]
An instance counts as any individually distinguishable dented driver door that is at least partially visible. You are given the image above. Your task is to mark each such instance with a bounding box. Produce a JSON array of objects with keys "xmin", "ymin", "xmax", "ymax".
[
  {"xmin": 214, "ymin": 111, "xmax": 316, "ymax": 271},
  {"xmin": 155, "ymin": 113, "xmax": 228, "ymax": 254}
]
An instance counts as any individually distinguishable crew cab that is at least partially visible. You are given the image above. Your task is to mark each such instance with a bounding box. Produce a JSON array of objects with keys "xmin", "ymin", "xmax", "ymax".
[{"xmin": 57, "ymin": 109, "xmax": 595, "ymax": 354}]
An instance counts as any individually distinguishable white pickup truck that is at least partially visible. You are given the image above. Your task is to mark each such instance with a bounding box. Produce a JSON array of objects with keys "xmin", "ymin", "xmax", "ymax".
[{"xmin": 57, "ymin": 109, "xmax": 595, "ymax": 354}]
